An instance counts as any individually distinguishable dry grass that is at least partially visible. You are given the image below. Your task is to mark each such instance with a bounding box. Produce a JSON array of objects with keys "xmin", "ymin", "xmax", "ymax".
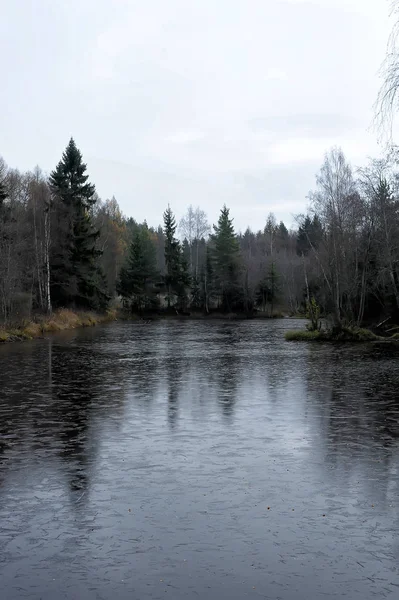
[
  {"xmin": 0, "ymin": 308, "xmax": 118, "ymax": 343},
  {"xmin": 21, "ymin": 323, "xmax": 43, "ymax": 338},
  {"xmin": 0, "ymin": 330, "xmax": 10, "ymax": 342}
]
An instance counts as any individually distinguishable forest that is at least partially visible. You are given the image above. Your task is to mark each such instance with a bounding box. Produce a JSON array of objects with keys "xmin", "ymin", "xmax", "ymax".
[{"xmin": 1, "ymin": 137, "xmax": 399, "ymax": 329}]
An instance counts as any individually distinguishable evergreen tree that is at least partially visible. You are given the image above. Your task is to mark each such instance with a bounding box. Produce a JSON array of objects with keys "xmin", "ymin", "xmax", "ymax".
[
  {"xmin": 176, "ymin": 253, "xmax": 191, "ymax": 310},
  {"xmin": 49, "ymin": 138, "xmax": 108, "ymax": 309},
  {"xmin": 255, "ymin": 278, "xmax": 270, "ymax": 313},
  {"xmin": 268, "ymin": 262, "xmax": 279, "ymax": 316},
  {"xmin": 211, "ymin": 205, "xmax": 241, "ymax": 311},
  {"xmin": 296, "ymin": 214, "xmax": 323, "ymax": 255},
  {"xmin": 296, "ymin": 215, "xmax": 312, "ymax": 255},
  {"xmin": 199, "ymin": 246, "xmax": 214, "ymax": 313},
  {"xmin": 277, "ymin": 221, "xmax": 289, "ymax": 240},
  {"xmin": 190, "ymin": 274, "xmax": 202, "ymax": 309},
  {"xmin": 117, "ymin": 224, "xmax": 158, "ymax": 312},
  {"xmin": 255, "ymin": 262, "xmax": 279, "ymax": 315},
  {"xmin": 163, "ymin": 206, "xmax": 190, "ymax": 308}
]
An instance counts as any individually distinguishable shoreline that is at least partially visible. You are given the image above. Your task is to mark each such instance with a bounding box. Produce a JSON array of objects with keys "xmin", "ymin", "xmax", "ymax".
[
  {"xmin": 0, "ymin": 309, "xmax": 117, "ymax": 343},
  {"xmin": 0, "ymin": 310, "xmax": 306, "ymax": 344},
  {"xmin": 285, "ymin": 327, "xmax": 399, "ymax": 345}
]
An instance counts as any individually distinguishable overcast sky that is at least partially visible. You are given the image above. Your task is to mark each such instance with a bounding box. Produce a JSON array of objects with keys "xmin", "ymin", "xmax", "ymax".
[{"xmin": 0, "ymin": 0, "xmax": 394, "ymax": 231}]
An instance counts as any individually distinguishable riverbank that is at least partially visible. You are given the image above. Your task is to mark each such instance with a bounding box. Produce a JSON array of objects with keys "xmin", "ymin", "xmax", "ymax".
[
  {"xmin": 0, "ymin": 309, "xmax": 299, "ymax": 344},
  {"xmin": 119, "ymin": 309, "xmax": 293, "ymax": 321},
  {"xmin": 0, "ymin": 308, "xmax": 117, "ymax": 343},
  {"xmin": 285, "ymin": 326, "xmax": 399, "ymax": 344}
]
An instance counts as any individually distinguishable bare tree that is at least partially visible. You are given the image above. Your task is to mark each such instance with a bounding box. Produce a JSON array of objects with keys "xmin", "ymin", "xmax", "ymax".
[
  {"xmin": 309, "ymin": 148, "xmax": 360, "ymax": 325},
  {"xmin": 29, "ymin": 167, "xmax": 52, "ymax": 313},
  {"xmin": 193, "ymin": 207, "xmax": 210, "ymax": 276},
  {"xmin": 375, "ymin": 1, "xmax": 399, "ymax": 140},
  {"xmin": 179, "ymin": 205, "xmax": 210, "ymax": 276},
  {"xmin": 179, "ymin": 205, "xmax": 195, "ymax": 272}
]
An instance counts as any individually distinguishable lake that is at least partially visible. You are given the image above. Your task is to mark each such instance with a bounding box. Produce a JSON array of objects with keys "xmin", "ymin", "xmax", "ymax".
[{"xmin": 0, "ymin": 319, "xmax": 399, "ymax": 599}]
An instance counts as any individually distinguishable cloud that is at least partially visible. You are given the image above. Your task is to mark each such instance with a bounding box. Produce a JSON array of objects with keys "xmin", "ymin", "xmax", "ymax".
[{"xmin": 0, "ymin": 0, "xmax": 391, "ymax": 233}]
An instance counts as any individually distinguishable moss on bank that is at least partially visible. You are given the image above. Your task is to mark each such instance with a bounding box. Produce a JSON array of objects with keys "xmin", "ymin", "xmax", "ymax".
[
  {"xmin": 285, "ymin": 326, "xmax": 398, "ymax": 343},
  {"xmin": 0, "ymin": 308, "xmax": 117, "ymax": 343}
]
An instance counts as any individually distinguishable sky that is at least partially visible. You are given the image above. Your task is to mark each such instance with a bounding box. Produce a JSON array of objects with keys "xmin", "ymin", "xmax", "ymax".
[{"xmin": 0, "ymin": 0, "xmax": 394, "ymax": 232}]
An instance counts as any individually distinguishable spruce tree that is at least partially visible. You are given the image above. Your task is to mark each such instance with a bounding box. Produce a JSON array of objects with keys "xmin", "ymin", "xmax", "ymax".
[
  {"xmin": 177, "ymin": 253, "xmax": 191, "ymax": 310},
  {"xmin": 255, "ymin": 279, "xmax": 270, "ymax": 313},
  {"xmin": 277, "ymin": 221, "xmax": 288, "ymax": 240},
  {"xmin": 255, "ymin": 263, "xmax": 279, "ymax": 315},
  {"xmin": 190, "ymin": 275, "xmax": 202, "ymax": 309},
  {"xmin": 49, "ymin": 138, "xmax": 108, "ymax": 309},
  {"xmin": 297, "ymin": 214, "xmax": 323, "ymax": 255},
  {"xmin": 211, "ymin": 205, "xmax": 241, "ymax": 311},
  {"xmin": 163, "ymin": 206, "xmax": 190, "ymax": 308},
  {"xmin": 117, "ymin": 224, "xmax": 158, "ymax": 312}
]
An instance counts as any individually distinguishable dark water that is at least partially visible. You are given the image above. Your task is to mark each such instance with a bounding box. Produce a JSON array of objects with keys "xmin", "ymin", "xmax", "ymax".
[{"xmin": 1, "ymin": 320, "xmax": 399, "ymax": 600}]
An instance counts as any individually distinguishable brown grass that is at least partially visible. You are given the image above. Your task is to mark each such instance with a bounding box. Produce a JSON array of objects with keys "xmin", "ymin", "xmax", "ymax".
[{"xmin": 0, "ymin": 308, "xmax": 117, "ymax": 343}]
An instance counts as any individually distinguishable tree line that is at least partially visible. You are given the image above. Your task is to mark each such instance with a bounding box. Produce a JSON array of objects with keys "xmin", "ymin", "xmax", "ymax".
[{"xmin": 1, "ymin": 138, "xmax": 399, "ymax": 327}]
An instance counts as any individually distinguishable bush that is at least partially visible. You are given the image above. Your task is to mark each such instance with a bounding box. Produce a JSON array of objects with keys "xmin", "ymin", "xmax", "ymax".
[{"xmin": 306, "ymin": 297, "xmax": 321, "ymax": 331}]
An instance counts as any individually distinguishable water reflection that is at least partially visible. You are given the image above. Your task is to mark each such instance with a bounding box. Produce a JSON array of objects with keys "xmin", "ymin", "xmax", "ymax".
[
  {"xmin": 215, "ymin": 353, "xmax": 239, "ymax": 419},
  {"xmin": 166, "ymin": 356, "xmax": 181, "ymax": 429},
  {"xmin": 304, "ymin": 344, "xmax": 399, "ymax": 513},
  {"xmin": 50, "ymin": 346, "xmax": 95, "ymax": 502},
  {"xmin": 1, "ymin": 321, "xmax": 399, "ymax": 599}
]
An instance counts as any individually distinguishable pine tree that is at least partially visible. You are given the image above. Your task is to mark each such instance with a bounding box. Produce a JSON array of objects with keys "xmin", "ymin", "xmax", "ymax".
[
  {"xmin": 49, "ymin": 138, "xmax": 108, "ymax": 309},
  {"xmin": 211, "ymin": 205, "xmax": 241, "ymax": 311},
  {"xmin": 163, "ymin": 206, "xmax": 190, "ymax": 308},
  {"xmin": 117, "ymin": 224, "xmax": 158, "ymax": 312}
]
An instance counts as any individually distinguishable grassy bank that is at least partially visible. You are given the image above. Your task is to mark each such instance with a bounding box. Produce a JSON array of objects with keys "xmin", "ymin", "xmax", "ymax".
[
  {"xmin": 0, "ymin": 308, "xmax": 117, "ymax": 343},
  {"xmin": 285, "ymin": 326, "xmax": 399, "ymax": 343}
]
